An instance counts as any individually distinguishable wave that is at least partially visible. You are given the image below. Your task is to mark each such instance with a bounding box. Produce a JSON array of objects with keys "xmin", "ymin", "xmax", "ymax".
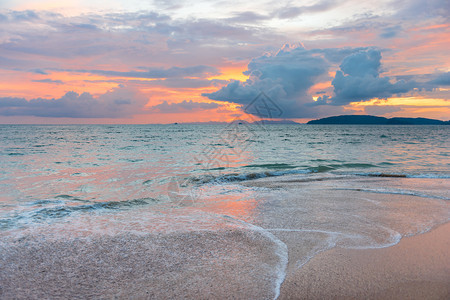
[
  {"xmin": 243, "ymin": 163, "xmax": 298, "ymax": 170},
  {"xmin": 354, "ymin": 172, "xmax": 450, "ymax": 179},
  {"xmin": 189, "ymin": 169, "xmax": 312, "ymax": 185},
  {"xmin": 182, "ymin": 161, "xmax": 450, "ymax": 195},
  {"xmin": 191, "ymin": 162, "xmax": 395, "ymax": 185},
  {"xmin": 190, "ymin": 161, "xmax": 450, "ymax": 186},
  {"xmin": 0, "ymin": 198, "xmax": 157, "ymax": 230},
  {"xmin": 306, "ymin": 163, "xmax": 376, "ymax": 173}
]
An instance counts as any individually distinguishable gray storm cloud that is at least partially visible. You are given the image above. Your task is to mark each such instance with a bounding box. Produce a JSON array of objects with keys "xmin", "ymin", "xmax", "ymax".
[
  {"xmin": 319, "ymin": 49, "xmax": 415, "ymax": 105},
  {"xmin": 0, "ymin": 86, "xmax": 148, "ymax": 118},
  {"xmin": 203, "ymin": 44, "xmax": 343, "ymax": 118},
  {"xmin": 204, "ymin": 46, "xmax": 429, "ymax": 118}
]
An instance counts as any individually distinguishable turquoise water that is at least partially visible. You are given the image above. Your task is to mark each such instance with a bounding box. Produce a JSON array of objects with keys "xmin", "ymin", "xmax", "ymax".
[{"xmin": 0, "ymin": 124, "xmax": 449, "ymax": 230}]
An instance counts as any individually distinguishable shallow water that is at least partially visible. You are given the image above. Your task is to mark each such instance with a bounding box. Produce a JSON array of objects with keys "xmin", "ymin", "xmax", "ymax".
[{"xmin": 1, "ymin": 124, "xmax": 449, "ymax": 298}]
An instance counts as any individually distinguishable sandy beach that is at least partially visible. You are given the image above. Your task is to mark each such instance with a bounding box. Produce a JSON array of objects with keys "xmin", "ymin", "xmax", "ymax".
[
  {"xmin": 0, "ymin": 228, "xmax": 283, "ymax": 299},
  {"xmin": 2, "ymin": 173, "xmax": 449, "ymax": 299},
  {"xmin": 280, "ymin": 222, "xmax": 450, "ymax": 299},
  {"xmin": 1, "ymin": 221, "xmax": 448, "ymax": 299}
]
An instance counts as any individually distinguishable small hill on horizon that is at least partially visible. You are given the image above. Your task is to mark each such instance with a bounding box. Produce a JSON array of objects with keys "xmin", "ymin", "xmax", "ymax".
[{"xmin": 307, "ymin": 115, "xmax": 449, "ymax": 125}]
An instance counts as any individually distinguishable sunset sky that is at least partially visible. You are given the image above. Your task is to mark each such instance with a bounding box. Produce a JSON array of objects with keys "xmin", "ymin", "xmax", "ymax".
[{"xmin": 0, "ymin": 0, "xmax": 449, "ymax": 123}]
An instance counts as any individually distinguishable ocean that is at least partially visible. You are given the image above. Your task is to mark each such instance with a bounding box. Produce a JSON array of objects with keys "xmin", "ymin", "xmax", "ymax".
[{"xmin": 1, "ymin": 124, "xmax": 449, "ymax": 298}]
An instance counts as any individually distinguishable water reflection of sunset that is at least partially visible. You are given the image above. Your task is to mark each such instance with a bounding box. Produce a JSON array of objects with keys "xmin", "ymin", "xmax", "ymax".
[{"xmin": 197, "ymin": 193, "xmax": 258, "ymax": 223}]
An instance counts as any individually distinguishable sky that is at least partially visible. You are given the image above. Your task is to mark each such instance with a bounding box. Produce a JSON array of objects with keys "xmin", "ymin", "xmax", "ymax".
[{"xmin": 0, "ymin": 0, "xmax": 449, "ymax": 123}]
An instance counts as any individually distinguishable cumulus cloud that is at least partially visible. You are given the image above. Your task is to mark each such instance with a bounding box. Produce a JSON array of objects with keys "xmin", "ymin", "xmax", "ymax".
[
  {"xmin": 148, "ymin": 100, "xmax": 220, "ymax": 113},
  {"xmin": 203, "ymin": 46, "xmax": 437, "ymax": 117},
  {"xmin": 318, "ymin": 49, "xmax": 415, "ymax": 105},
  {"xmin": 203, "ymin": 44, "xmax": 344, "ymax": 118},
  {"xmin": 340, "ymin": 49, "xmax": 381, "ymax": 77},
  {"xmin": 0, "ymin": 86, "xmax": 148, "ymax": 118}
]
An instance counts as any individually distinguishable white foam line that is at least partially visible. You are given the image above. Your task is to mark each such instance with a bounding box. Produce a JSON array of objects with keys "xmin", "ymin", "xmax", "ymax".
[
  {"xmin": 348, "ymin": 228, "xmax": 402, "ymax": 250},
  {"xmin": 334, "ymin": 188, "xmax": 449, "ymax": 200},
  {"xmin": 219, "ymin": 215, "xmax": 288, "ymax": 300},
  {"xmin": 267, "ymin": 225, "xmax": 402, "ymax": 252},
  {"xmin": 354, "ymin": 172, "xmax": 450, "ymax": 179},
  {"xmin": 342, "ymin": 215, "xmax": 403, "ymax": 249}
]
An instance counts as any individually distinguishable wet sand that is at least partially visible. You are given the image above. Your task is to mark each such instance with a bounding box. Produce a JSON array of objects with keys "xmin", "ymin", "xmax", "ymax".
[
  {"xmin": 1, "ymin": 175, "xmax": 449, "ymax": 299},
  {"xmin": 0, "ymin": 229, "xmax": 283, "ymax": 299},
  {"xmin": 280, "ymin": 222, "xmax": 450, "ymax": 299},
  {"xmin": 2, "ymin": 222, "xmax": 448, "ymax": 299}
]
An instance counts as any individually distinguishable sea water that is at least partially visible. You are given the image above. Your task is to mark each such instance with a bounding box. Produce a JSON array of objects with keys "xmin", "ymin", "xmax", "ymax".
[{"xmin": 1, "ymin": 124, "xmax": 449, "ymax": 298}]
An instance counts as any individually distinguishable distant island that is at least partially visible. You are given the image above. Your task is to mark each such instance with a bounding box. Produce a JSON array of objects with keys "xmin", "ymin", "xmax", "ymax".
[{"xmin": 307, "ymin": 115, "xmax": 450, "ymax": 125}]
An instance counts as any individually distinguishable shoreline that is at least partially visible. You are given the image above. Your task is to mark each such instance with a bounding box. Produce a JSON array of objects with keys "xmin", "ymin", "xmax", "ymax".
[
  {"xmin": 1, "ymin": 173, "xmax": 449, "ymax": 299},
  {"xmin": 1, "ymin": 221, "xmax": 449, "ymax": 299},
  {"xmin": 279, "ymin": 222, "xmax": 450, "ymax": 299}
]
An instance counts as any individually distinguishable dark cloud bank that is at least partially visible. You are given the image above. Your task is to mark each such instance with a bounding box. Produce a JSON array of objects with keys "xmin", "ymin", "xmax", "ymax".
[
  {"xmin": 0, "ymin": 87, "xmax": 221, "ymax": 118},
  {"xmin": 316, "ymin": 49, "xmax": 414, "ymax": 106},
  {"xmin": 204, "ymin": 45, "xmax": 446, "ymax": 118},
  {"xmin": 0, "ymin": 87, "xmax": 147, "ymax": 118}
]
